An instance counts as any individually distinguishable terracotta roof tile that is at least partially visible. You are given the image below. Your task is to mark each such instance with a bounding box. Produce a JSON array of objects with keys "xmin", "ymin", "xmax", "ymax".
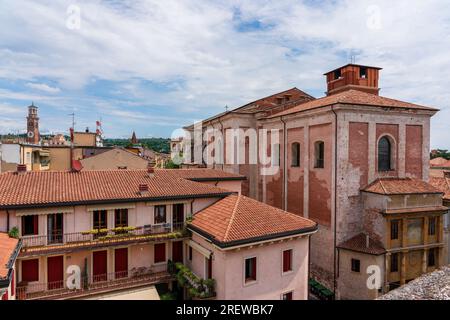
[
  {"xmin": 268, "ymin": 89, "xmax": 437, "ymax": 118},
  {"xmin": 429, "ymin": 177, "xmax": 450, "ymax": 200},
  {"xmin": 158, "ymin": 169, "xmax": 246, "ymax": 181},
  {"xmin": 0, "ymin": 169, "xmax": 236, "ymax": 208},
  {"xmin": 337, "ymin": 233, "xmax": 386, "ymax": 255},
  {"xmin": 0, "ymin": 233, "xmax": 19, "ymax": 279},
  {"xmin": 430, "ymin": 157, "xmax": 450, "ymax": 168},
  {"xmin": 362, "ymin": 177, "xmax": 442, "ymax": 195},
  {"xmin": 189, "ymin": 195, "xmax": 317, "ymax": 247}
]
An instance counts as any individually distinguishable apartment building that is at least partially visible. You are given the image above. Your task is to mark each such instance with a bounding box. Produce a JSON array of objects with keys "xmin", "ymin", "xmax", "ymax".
[
  {"xmin": 184, "ymin": 63, "xmax": 446, "ymax": 299},
  {"xmin": 0, "ymin": 167, "xmax": 316, "ymax": 300}
]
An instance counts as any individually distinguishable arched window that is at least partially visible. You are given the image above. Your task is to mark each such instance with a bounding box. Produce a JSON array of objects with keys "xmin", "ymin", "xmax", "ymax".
[
  {"xmin": 314, "ymin": 141, "xmax": 324, "ymax": 168},
  {"xmin": 291, "ymin": 143, "xmax": 300, "ymax": 167},
  {"xmin": 378, "ymin": 136, "xmax": 391, "ymax": 171}
]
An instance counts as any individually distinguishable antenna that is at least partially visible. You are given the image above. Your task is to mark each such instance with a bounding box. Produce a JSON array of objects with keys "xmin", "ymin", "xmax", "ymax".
[
  {"xmin": 69, "ymin": 112, "xmax": 76, "ymax": 131},
  {"xmin": 225, "ymin": 105, "xmax": 229, "ymax": 112}
]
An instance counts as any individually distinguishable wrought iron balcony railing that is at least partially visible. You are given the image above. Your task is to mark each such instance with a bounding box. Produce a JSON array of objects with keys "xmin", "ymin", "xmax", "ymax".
[
  {"xmin": 16, "ymin": 263, "xmax": 172, "ymax": 300},
  {"xmin": 20, "ymin": 222, "xmax": 186, "ymax": 252}
]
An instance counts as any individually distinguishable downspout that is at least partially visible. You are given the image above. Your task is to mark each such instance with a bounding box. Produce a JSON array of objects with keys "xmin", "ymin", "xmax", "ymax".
[
  {"xmin": 280, "ymin": 116, "xmax": 287, "ymax": 210},
  {"xmin": 331, "ymin": 105, "xmax": 338, "ymax": 299},
  {"xmin": 307, "ymin": 234, "xmax": 311, "ymax": 300}
]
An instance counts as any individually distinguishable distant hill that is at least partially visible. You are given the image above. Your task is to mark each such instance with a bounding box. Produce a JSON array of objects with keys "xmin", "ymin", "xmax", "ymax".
[{"xmin": 104, "ymin": 138, "xmax": 170, "ymax": 154}]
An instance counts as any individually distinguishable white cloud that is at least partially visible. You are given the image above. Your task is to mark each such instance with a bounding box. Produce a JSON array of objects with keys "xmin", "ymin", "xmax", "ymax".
[
  {"xmin": 0, "ymin": 0, "xmax": 448, "ymax": 147},
  {"xmin": 26, "ymin": 82, "xmax": 60, "ymax": 93}
]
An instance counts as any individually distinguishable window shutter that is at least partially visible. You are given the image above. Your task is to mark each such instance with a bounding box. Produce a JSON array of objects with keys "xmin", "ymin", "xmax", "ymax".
[
  {"xmin": 33, "ymin": 215, "xmax": 38, "ymax": 235},
  {"xmin": 22, "ymin": 259, "xmax": 39, "ymax": 282},
  {"xmin": 154, "ymin": 243, "xmax": 166, "ymax": 263}
]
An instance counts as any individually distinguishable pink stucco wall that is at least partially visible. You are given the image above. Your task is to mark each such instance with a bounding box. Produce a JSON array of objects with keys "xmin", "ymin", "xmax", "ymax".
[{"xmin": 190, "ymin": 233, "xmax": 310, "ymax": 300}]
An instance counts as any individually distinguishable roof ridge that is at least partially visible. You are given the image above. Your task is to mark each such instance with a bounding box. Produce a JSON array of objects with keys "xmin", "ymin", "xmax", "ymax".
[
  {"xmin": 223, "ymin": 195, "xmax": 240, "ymax": 241},
  {"xmin": 379, "ymin": 179, "xmax": 388, "ymax": 194}
]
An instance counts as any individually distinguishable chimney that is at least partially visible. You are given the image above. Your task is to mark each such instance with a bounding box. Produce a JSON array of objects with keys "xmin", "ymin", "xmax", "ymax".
[
  {"xmin": 17, "ymin": 164, "xmax": 27, "ymax": 174},
  {"xmin": 147, "ymin": 165, "xmax": 155, "ymax": 178},
  {"xmin": 365, "ymin": 234, "xmax": 370, "ymax": 248},
  {"xmin": 139, "ymin": 183, "xmax": 149, "ymax": 195},
  {"xmin": 324, "ymin": 64, "xmax": 382, "ymax": 96},
  {"xmin": 85, "ymin": 127, "xmax": 89, "ymax": 133}
]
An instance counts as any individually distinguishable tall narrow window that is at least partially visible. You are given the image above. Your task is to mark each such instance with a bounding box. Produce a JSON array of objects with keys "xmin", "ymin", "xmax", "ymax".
[
  {"xmin": 291, "ymin": 143, "xmax": 300, "ymax": 167},
  {"xmin": 314, "ymin": 141, "xmax": 324, "ymax": 168},
  {"xmin": 378, "ymin": 136, "xmax": 391, "ymax": 171},
  {"xmin": 114, "ymin": 209, "xmax": 128, "ymax": 228},
  {"xmin": 93, "ymin": 210, "xmax": 107, "ymax": 230},
  {"xmin": 428, "ymin": 248, "xmax": 436, "ymax": 267},
  {"xmin": 22, "ymin": 215, "xmax": 38, "ymax": 236},
  {"xmin": 359, "ymin": 67, "xmax": 367, "ymax": 79},
  {"xmin": 283, "ymin": 250, "xmax": 293, "ymax": 273},
  {"xmin": 428, "ymin": 217, "xmax": 436, "ymax": 236},
  {"xmin": 391, "ymin": 253, "xmax": 399, "ymax": 272},
  {"xmin": 245, "ymin": 257, "xmax": 257, "ymax": 283},
  {"xmin": 154, "ymin": 205, "xmax": 166, "ymax": 224},
  {"xmin": 391, "ymin": 220, "xmax": 400, "ymax": 240},
  {"xmin": 334, "ymin": 69, "xmax": 341, "ymax": 79},
  {"xmin": 154, "ymin": 243, "xmax": 166, "ymax": 263}
]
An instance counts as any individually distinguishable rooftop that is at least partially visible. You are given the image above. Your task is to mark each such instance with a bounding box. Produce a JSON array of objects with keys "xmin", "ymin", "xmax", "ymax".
[
  {"xmin": 378, "ymin": 265, "xmax": 450, "ymax": 300},
  {"xmin": 429, "ymin": 176, "xmax": 450, "ymax": 201},
  {"xmin": 430, "ymin": 157, "xmax": 450, "ymax": 168},
  {"xmin": 184, "ymin": 87, "xmax": 314, "ymax": 129},
  {"xmin": 189, "ymin": 194, "xmax": 317, "ymax": 248},
  {"xmin": 0, "ymin": 233, "xmax": 19, "ymax": 280},
  {"xmin": 0, "ymin": 169, "xmax": 243, "ymax": 208},
  {"xmin": 337, "ymin": 233, "xmax": 386, "ymax": 255},
  {"xmin": 362, "ymin": 177, "xmax": 442, "ymax": 195},
  {"xmin": 268, "ymin": 89, "xmax": 437, "ymax": 119}
]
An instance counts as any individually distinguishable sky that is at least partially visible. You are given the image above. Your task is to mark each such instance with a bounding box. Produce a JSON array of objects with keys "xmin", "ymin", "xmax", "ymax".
[{"xmin": 0, "ymin": 0, "xmax": 449, "ymax": 148}]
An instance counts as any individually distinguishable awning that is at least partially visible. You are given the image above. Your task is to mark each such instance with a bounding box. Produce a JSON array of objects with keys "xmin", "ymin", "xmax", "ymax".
[
  {"xmin": 86, "ymin": 203, "xmax": 136, "ymax": 211},
  {"xmin": 38, "ymin": 150, "xmax": 50, "ymax": 157},
  {"xmin": 16, "ymin": 207, "xmax": 74, "ymax": 216},
  {"xmin": 185, "ymin": 239, "xmax": 212, "ymax": 258}
]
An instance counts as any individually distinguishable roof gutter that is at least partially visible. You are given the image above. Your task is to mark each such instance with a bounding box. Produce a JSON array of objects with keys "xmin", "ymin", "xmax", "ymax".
[
  {"xmin": 0, "ymin": 239, "xmax": 22, "ymax": 289},
  {"xmin": 0, "ymin": 192, "xmax": 233, "ymax": 210},
  {"xmin": 188, "ymin": 223, "xmax": 318, "ymax": 250}
]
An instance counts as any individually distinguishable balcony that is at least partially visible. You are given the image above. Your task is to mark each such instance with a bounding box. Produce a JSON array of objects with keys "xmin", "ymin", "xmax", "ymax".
[
  {"xmin": 20, "ymin": 222, "xmax": 187, "ymax": 256},
  {"xmin": 16, "ymin": 264, "xmax": 172, "ymax": 300},
  {"xmin": 169, "ymin": 261, "xmax": 216, "ymax": 299}
]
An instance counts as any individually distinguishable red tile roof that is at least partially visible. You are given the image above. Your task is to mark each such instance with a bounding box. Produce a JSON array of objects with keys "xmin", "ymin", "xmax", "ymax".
[
  {"xmin": 0, "ymin": 169, "xmax": 236, "ymax": 208},
  {"xmin": 0, "ymin": 233, "xmax": 19, "ymax": 279},
  {"xmin": 189, "ymin": 194, "xmax": 317, "ymax": 248},
  {"xmin": 184, "ymin": 88, "xmax": 315, "ymax": 129},
  {"xmin": 429, "ymin": 176, "xmax": 450, "ymax": 200},
  {"xmin": 158, "ymin": 169, "xmax": 246, "ymax": 181},
  {"xmin": 362, "ymin": 177, "xmax": 443, "ymax": 195},
  {"xmin": 268, "ymin": 89, "xmax": 437, "ymax": 118},
  {"xmin": 337, "ymin": 233, "xmax": 386, "ymax": 255},
  {"xmin": 430, "ymin": 157, "xmax": 450, "ymax": 168}
]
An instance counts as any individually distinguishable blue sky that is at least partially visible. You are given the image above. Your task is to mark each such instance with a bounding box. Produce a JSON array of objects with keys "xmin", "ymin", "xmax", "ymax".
[{"xmin": 0, "ymin": 0, "xmax": 449, "ymax": 148}]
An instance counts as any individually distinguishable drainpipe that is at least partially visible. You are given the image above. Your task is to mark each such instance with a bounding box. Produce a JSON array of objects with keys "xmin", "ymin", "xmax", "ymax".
[
  {"xmin": 331, "ymin": 105, "xmax": 338, "ymax": 299},
  {"xmin": 307, "ymin": 235, "xmax": 311, "ymax": 300},
  {"xmin": 280, "ymin": 116, "xmax": 287, "ymax": 211}
]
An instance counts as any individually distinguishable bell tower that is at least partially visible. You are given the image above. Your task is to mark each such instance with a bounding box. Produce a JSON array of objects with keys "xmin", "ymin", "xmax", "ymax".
[
  {"xmin": 26, "ymin": 102, "xmax": 40, "ymax": 144},
  {"xmin": 324, "ymin": 64, "xmax": 382, "ymax": 96}
]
